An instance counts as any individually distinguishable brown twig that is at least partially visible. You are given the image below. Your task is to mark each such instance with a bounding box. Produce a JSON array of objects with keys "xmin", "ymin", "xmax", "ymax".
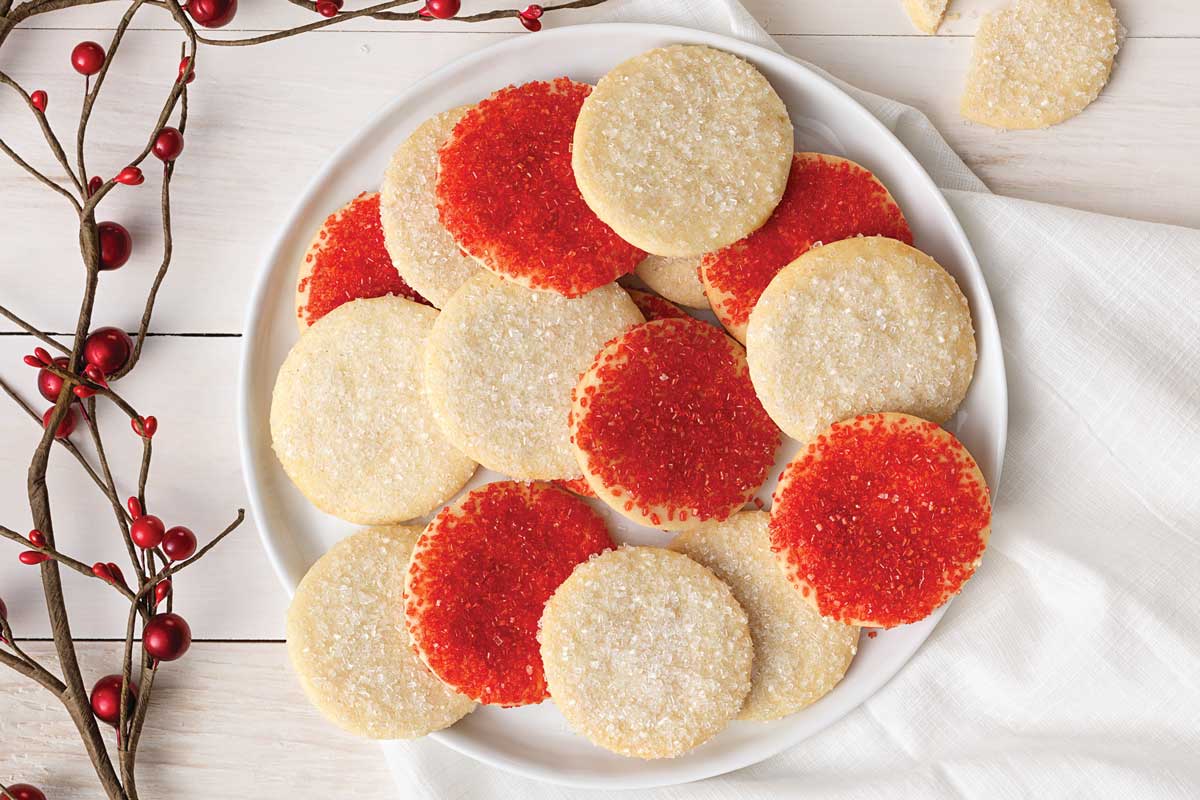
[{"xmin": 0, "ymin": 304, "xmax": 71, "ymax": 353}]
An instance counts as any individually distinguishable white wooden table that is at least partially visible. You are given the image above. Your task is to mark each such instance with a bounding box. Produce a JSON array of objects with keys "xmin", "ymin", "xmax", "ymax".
[{"xmin": 1, "ymin": 1, "xmax": 1196, "ymax": 795}]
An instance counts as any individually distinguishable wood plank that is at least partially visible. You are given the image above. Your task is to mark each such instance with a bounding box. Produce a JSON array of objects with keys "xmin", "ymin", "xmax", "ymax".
[
  {"xmin": 0, "ymin": 335, "xmax": 291, "ymax": 640},
  {"xmin": 0, "ymin": 641, "xmax": 389, "ymax": 797}
]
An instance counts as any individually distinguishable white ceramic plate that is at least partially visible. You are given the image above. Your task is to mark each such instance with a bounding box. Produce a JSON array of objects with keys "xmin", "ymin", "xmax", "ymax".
[{"xmin": 239, "ymin": 23, "xmax": 1007, "ymax": 790}]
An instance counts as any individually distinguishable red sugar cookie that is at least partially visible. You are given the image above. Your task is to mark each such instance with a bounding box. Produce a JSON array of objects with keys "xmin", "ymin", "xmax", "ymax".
[
  {"xmin": 770, "ymin": 413, "xmax": 991, "ymax": 629},
  {"xmin": 570, "ymin": 318, "xmax": 780, "ymax": 530},
  {"xmin": 625, "ymin": 288, "xmax": 688, "ymax": 322},
  {"xmin": 295, "ymin": 192, "xmax": 428, "ymax": 330},
  {"xmin": 700, "ymin": 154, "xmax": 912, "ymax": 341},
  {"xmin": 404, "ymin": 481, "xmax": 613, "ymax": 706},
  {"xmin": 553, "ymin": 476, "xmax": 596, "ymax": 499},
  {"xmin": 435, "ymin": 78, "xmax": 644, "ymax": 297}
]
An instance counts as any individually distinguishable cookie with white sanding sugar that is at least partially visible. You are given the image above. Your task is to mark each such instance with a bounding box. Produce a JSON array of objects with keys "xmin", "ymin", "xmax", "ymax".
[
  {"xmin": 380, "ymin": 105, "xmax": 484, "ymax": 307},
  {"xmin": 902, "ymin": 0, "xmax": 950, "ymax": 34},
  {"xmin": 435, "ymin": 78, "xmax": 644, "ymax": 297},
  {"xmin": 270, "ymin": 295, "xmax": 475, "ymax": 524},
  {"xmin": 671, "ymin": 511, "xmax": 859, "ymax": 721},
  {"xmin": 538, "ymin": 546, "xmax": 753, "ymax": 759},
  {"xmin": 634, "ymin": 253, "xmax": 709, "ymax": 309},
  {"xmin": 405, "ymin": 481, "xmax": 614, "ymax": 707},
  {"xmin": 961, "ymin": 0, "xmax": 1120, "ymax": 130},
  {"xmin": 424, "ymin": 272, "xmax": 643, "ymax": 480},
  {"xmin": 295, "ymin": 192, "xmax": 428, "ymax": 332},
  {"xmin": 573, "ymin": 45, "xmax": 794, "ymax": 258},
  {"xmin": 746, "ymin": 236, "xmax": 975, "ymax": 445},
  {"xmin": 286, "ymin": 526, "xmax": 475, "ymax": 738}
]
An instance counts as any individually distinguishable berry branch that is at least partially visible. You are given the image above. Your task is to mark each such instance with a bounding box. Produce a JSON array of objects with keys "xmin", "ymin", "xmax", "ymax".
[{"xmin": 0, "ymin": 0, "xmax": 612, "ymax": 797}]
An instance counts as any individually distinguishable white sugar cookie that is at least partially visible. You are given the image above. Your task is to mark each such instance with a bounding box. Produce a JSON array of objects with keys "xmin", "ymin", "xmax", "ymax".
[
  {"xmin": 573, "ymin": 45, "xmax": 793, "ymax": 258},
  {"xmin": 634, "ymin": 254, "xmax": 709, "ymax": 309},
  {"xmin": 746, "ymin": 237, "xmax": 975, "ymax": 444},
  {"xmin": 539, "ymin": 547, "xmax": 752, "ymax": 759},
  {"xmin": 671, "ymin": 512, "xmax": 859, "ymax": 721},
  {"xmin": 271, "ymin": 296, "xmax": 475, "ymax": 524},
  {"xmin": 286, "ymin": 526, "xmax": 475, "ymax": 738},
  {"xmin": 962, "ymin": 0, "xmax": 1120, "ymax": 130},
  {"xmin": 380, "ymin": 106, "xmax": 483, "ymax": 307},
  {"xmin": 902, "ymin": 0, "xmax": 949, "ymax": 34},
  {"xmin": 424, "ymin": 273, "xmax": 643, "ymax": 480}
]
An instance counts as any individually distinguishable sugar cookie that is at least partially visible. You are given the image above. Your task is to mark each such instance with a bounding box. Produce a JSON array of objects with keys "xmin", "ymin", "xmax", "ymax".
[
  {"xmin": 295, "ymin": 192, "xmax": 427, "ymax": 331},
  {"xmin": 405, "ymin": 481, "xmax": 613, "ymax": 706},
  {"xmin": 573, "ymin": 45, "xmax": 793, "ymax": 257},
  {"xmin": 746, "ymin": 236, "xmax": 975, "ymax": 444},
  {"xmin": 435, "ymin": 78, "xmax": 643, "ymax": 297},
  {"xmin": 634, "ymin": 254, "xmax": 709, "ymax": 309},
  {"xmin": 671, "ymin": 512, "xmax": 859, "ymax": 721},
  {"xmin": 571, "ymin": 318, "xmax": 779, "ymax": 530},
  {"xmin": 553, "ymin": 476, "xmax": 596, "ymax": 499},
  {"xmin": 902, "ymin": 0, "xmax": 949, "ymax": 34},
  {"xmin": 271, "ymin": 296, "xmax": 475, "ymax": 524},
  {"xmin": 424, "ymin": 272, "xmax": 643, "ymax": 480},
  {"xmin": 287, "ymin": 526, "xmax": 475, "ymax": 738},
  {"xmin": 539, "ymin": 546, "xmax": 752, "ymax": 759},
  {"xmin": 700, "ymin": 153, "xmax": 912, "ymax": 342},
  {"xmin": 625, "ymin": 288, "xmax": 687, "ymax": 322},
  {"xmin": 962, "ymin": 0, "xmax": 1119, "ymax": 130},
  {"xmin": 770, "ymin": 413, "xmax": 992, "ymax": 628},
  {"xmin": 380, "ymin": 106, "xmax": 484, "ymax": 307}
]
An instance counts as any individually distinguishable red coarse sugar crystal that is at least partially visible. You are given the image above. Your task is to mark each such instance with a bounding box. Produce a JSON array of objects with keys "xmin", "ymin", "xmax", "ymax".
[
  {"xmin": 435, "ymin": 78, "xmax": 644, "ymax": 297},
  {"xmin": 404, "ymin": 481, "xmax": 613, "ymax": 707},
  {"xmin": 626, "ymin": 288, "xmax": 688, "ymax": 322},
  {"xmin": 701, "ymin": 153, "xmax": 912, "ymax": 335},
  {"xmin": 571, "ymin": 317, "xmax": 780, "ymax": 528},
  {"xmin": 296, "ymin": 192, "xmax": 428, "ymax": 327},
  {"xmin": 770, "ymin": 413, "xmax": 992, "ymax": 629}
]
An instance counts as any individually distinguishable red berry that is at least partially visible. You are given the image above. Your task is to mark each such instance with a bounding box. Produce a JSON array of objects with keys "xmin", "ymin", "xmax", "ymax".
[
  {"xmin": 521, "ymin": 4, "xmax": 543, "ymax": 19},
  {"xmin": 37, "ymin": 356, "xmax": 70, "ymax": 402},
  {"xmin": 143, "ymin": 612, "xmax": 191, "ymax": 661},
  {"xmin": 19, "ymin": 551, "xmax": 50, "ymax": 565},
  {"xmin": 43, "ymin": 405, "xmax": 78, "ymax": 438},
  {"xmin": 424, "ymin": 0, "xmax": 460, "ymax": 18},
  {"xmin": 92, "ymin": 561, "xmax": 114, "ymax": 581},
  {"xmin": 84, "ymin": 326, "xmax": 133, "ymax": 375},
  {"xmin": 315, "ymin": 0, "xmax": 341, "ymax": 16},
  {"xmin": 186, "ymin": 0, "xmax": 238, "ymax": 28},
  {"xmin": 152, "ymin": 127, "xmax": 185, "ymax": 162},
  {"xmin": 128, "ymin": 496, "xmax": 143, "ymax": 519},
  {"xmin": 519, "ymin": 14, "xmax": 541, "ymax": 31},
  {"xmin": 4, "ymin": 785, "xmax": 47, "ymax": 800},
  {"xmin": 88, "ymin": 175, "xmax": 104, "ymax": 196},
  {"xmin": 73, "ymin": 384, "xmax": 97, "ymax": 399},
  {"xmin": 130, "ymin": 514, "xmax": 165, "ymax": 549},
  {"xmin": 115, "ymin": 165, "xmax": 144, "ymax": 186},
  {"xmin": 178, "ymin": 56, "xmax": 197, "ymax": 84},
  {"xmin": 154, "ymin": 579, "xmax": 172, "ymax": 605},
  {"xmin": 71, "ymin": 41, "xmax": 106, "ymax": 76},
  {"xmin": 30, "ymin": 90, "xmax": 48, "ymax": 112},
  {"xmin": 90, "ymin": 673, "xmax": 138, "ymax": 726},
  {"xmin": 97, "ymin": 221, "xmax": 132, "ymax": 270},
  {"xmin": 28, "ymin": 529, "xmax": 46, "ymax": 548},
  {"xmin": 162, "ymin": 526, "xmax": 198, "ymax": 561}
]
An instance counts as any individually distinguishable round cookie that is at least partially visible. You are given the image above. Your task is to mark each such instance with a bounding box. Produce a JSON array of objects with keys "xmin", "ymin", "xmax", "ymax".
[
  {"xmin": 634, "ymin": 254, "xmax": 709, "ymax": 309},
  {"xmin": 404, "ymin": 481, "xmax": 614, "ymax": 706},
  {"xmin": 573, "ymin": 45, "xmax": 793, "ymax": 257},
  {"xmin": 962, "ymin": 0, "xmax": 1120, "ymax": 130},
  {"xmin": 380, "ymin": 105, "xmax": 484, "ymax": 307},
  {"xmin": 746, "ymin": 236, "xmax": 976, "ymax": 444},
  {"xmin": 424, "ymin": 272, "xmax": 643, "ymax": 480},
  {"xmin": 435, "ymin": 78, "xmax": 643, "ymax": 297},
  {"xmin": 700, "ymin": 153, "xmax": 912, "ymax": 342},
  {"xmin": 625, "ymin": 288, "xmax": 687, "ymax": 322},
  {"xmin": 295, "ymin": 192, "xmax": 428, "ymax": 331},
  {"xmin": 671, "ymin": 512, "xmax": 859, "ymax": 721},
  {"xmin": 286, "ymin": 526, "xmax": 475, "ymax": 738},
  {"xmin": 770, "ymin": 413, "xmax": 992, "ymax": 628},
  {"xmin": 271, "ymin": 296, "xmax": 475, "ymax": 524},
  {"xmin": 539, "ymin": 546, "xmax": 753, "ymax": 759},
  {"xmin": 570, "ymin": 318, "xmax": 779, "ymax": 530}
]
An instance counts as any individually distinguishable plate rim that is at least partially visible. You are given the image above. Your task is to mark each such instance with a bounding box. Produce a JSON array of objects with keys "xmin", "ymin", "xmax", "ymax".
[{"xmin": 238, "ymin": 21, "xmax": 1008, "ymax": 790}]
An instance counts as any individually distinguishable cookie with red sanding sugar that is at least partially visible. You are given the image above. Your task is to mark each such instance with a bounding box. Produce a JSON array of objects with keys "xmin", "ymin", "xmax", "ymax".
[
  {"xmin": 625, "ymin": 288, "xmax": 688, "ymax": 322},
  {"xmin": 770, "ymin": 413, "xmax": 992, "ymax": 628},
  {"xmin": 286, "ymin": 526, "xmax": 475, "ymax": 739},
  {"xmin": 380, "ymin": 106, "xmax": 485, "ymax": 308},
  {"xmin": 553, "ymin": 476, "xmax": 596, "ymax": 499},
  {"xmin": 434, "ymin": 78, "xmax": 643, "ymax": 297},
  {"xmin": 570, "ymin": 317, "xmax": 780, "ymax": 531},
  {"xmin": 746, "ymin": 236, "xmax": 976, "ymax": 444},
  {"xmin": 295, "ymin": 192, "xmax": 429, "ymax": 332},
  {"xmin": 404, "ymin": 481, "xmax": 614, "ymax": 706},
  {"xmin": 701, "ymin": 154, "xmax": 912, "ymax": 342},
  {"xmin": 634, "ymin": 254, "xmax": 709, "ymax": 309},
  {"xmin": 538, "ymin": 546, "xmax": 753, "ymax": 759}
]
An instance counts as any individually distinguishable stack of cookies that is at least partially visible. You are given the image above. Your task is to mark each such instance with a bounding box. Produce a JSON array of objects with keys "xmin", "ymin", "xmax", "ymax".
[{"xmin": 274, "ymin": 44, "xmax": 992, "ymax": 760}]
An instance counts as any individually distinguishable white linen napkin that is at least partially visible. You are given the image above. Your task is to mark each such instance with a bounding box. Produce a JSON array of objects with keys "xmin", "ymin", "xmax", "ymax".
[{"xmin": 386, "ymin": 2, "xmax": 1200, "ymax": 796}]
